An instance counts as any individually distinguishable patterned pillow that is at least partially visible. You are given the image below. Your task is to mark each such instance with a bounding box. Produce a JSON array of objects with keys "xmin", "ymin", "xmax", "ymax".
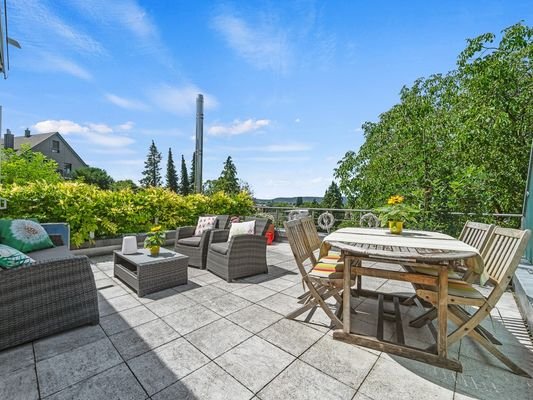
[
  {"xmin": 194, "ymin": 216, "xmax": 217, "ymax": 236},
  {"xmin": 0, "ymin": 219, "xmax": 54, "ymax": 253},
  {"xmin": 228, "ymin": 220, "xmax": 256, "ymax": 241},
  {"xmin": 0, "ymin": 244, "xmax": 34, "ymax": 269}
]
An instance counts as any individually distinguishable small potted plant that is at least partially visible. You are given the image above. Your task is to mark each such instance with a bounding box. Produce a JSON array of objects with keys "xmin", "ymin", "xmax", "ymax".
[
  {"xmin": 375, "ymin": 195, "xmax": 419, "ymax": 234},
  {"xmin": 144, "ymin": 226, "xmax": 165, "ymax": 256}
]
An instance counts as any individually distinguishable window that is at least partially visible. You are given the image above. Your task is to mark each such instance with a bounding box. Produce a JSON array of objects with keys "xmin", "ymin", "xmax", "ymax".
[
  {"xmin": 64, "ymin": 163, "xmax": 72, "ymax": 176},
  {"xmin": 52, "ymin": 140, "xmax": 60, "ymax": 153}
]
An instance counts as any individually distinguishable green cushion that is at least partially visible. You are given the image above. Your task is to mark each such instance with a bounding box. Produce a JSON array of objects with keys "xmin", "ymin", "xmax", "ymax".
[
  {"xmin": 0, "ymin": 244, "xmax": 34, "ymax": 269},
  {"xmin": 0, "ymin": 219, "xmax": 54, "ymax": 253}
]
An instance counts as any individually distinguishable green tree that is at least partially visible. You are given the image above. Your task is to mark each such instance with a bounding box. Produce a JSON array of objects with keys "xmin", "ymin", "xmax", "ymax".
[
  {"xmin": 295, "ymin": 197, "xmax": 303, "ymax": 206},
  {"xmin": 179, "ymin": 155, "xmax": 190, "ymax": 196},
  {"xmin": 140, "ymin": 140, "xmax": 162, "ymax": 188},
  {"xmin": 205, "ymin": 156, "xmax": 241, "ymax": 195},
  {"xmin": 189, "ymin": 152, "xmax": 196, "ymax": 193},
  {"xmin": 111, "ymin": 179, "xmax": 138, "ymax": 191},
  {"xmin": 335, "ymin": 23, "xmax": 533, "ymax": 234},
  {"xmin": 0, "ymin": 145, "xmax": 61, "ymax": 184},
  {"xmin": 322, "ymin": 182, "xmax": 343, "ymax": 209},
  {"xmin": 166, "ymin": 148, "xmax": 178, "ymax": 192},
  {"xmin": 72, "ymin": 167, "xmax": 114, "ymax": 190}
]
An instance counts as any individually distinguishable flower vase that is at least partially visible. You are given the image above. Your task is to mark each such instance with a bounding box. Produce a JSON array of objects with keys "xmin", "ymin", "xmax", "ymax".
[
  {"xmin": 150, "ymin": 246, "xmax": 160, "ymax": 256},
  {"xmin": 388, "ymin": 221, "xmax": 403, "ymax": 234}
]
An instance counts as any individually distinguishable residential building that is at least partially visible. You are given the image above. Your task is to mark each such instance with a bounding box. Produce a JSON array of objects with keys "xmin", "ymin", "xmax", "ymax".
[{"xmin": 3, "ymin": 128, "xmax": 87, "ymax": 177}]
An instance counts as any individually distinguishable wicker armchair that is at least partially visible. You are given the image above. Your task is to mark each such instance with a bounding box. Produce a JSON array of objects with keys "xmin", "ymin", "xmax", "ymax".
[
  {"xmin": 174, "ymin": 215, "xmax": 230, "ymax": 269},
  {"xmin": 206, "ymin": 217, "xmax": 271, "ymax": 282},
  {"xmin": 0, "ymin": 255, "xmax": 99, "ymax": 351}
]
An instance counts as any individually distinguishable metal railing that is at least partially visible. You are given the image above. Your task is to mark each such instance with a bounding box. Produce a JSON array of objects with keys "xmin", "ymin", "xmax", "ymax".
[{"xmin": 254, "ymin": 205, "xmax": 523, "ymax": 237}]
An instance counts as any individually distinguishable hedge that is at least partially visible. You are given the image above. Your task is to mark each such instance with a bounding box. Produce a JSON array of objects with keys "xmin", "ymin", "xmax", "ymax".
[{"xmin": 0, "ymin": 181, "xmax": 254, "ymax": 246}]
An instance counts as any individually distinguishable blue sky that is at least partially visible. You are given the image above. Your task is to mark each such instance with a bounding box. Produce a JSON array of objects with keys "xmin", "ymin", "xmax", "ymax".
[{"xmin": 1, "ymin": 0, "xmax": 530, "ymax": 198}]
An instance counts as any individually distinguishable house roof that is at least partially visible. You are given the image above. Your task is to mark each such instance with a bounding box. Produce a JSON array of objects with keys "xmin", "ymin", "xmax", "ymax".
[
  {"xmin": 13, "ymin": 132, "xmax": 57, "ymax": 150},
  {"xmin": 13, "ymin": 131, "xmax": 88, "ymax": 168}
]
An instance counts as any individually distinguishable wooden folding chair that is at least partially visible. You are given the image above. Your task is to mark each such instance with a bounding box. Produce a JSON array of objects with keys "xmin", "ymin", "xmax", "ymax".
[
  {"xmin": 415, "ymin": 227, "xmax": 531, "ymax": 377},
  {"xmin": 284, "ymin": 219, "xmax": 355, "ymax": 328},
  {"xmin": 300, "ymin": 216, "xmax": 340, "ymax": 261}
]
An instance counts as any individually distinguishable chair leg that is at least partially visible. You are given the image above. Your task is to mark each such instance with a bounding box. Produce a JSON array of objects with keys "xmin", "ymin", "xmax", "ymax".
[
  {"xmin": 450, "ymin": 306, "xmax": 502, "ymax": 345},
  {"xmin": 448, "ymin": 312, "xmax": 531, "ymax": 377},
  {"xmin": 286, "ymin": 286, "xmax": 342, "ymax": 328},
  {"xmin": 410, "ymin": 308, "xmax": 437, "ymax": 328}
]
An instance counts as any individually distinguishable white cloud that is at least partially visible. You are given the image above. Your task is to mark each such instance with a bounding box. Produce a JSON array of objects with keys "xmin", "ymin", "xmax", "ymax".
[
  {"xmin": 41, "ymin": 54, "xmax": 93, "ymax": 80},
  {"xmin": 212, "ymin": 14, "xmax": 291, "ymax": 73},
  {"xmin": 148, "ymin": 84, "xmax": 218, "ymax": 115},
  {"xmin": 105, "ymin": 93, "xmax": 149, "ymax": 111},
  {"xmin": 33, "ymin": 119, "xmax": 134, "ymax": 148},
  {"xmin": 117, "ymin": 121, "xmax": 134, "ymax": 131},
  {"xmin": 295, "ymin": 118, "xmax": 301, "ymax": 123},
  {"xmin": 208, "ymin": 119, "xmax": 270, "ymax": 137}
]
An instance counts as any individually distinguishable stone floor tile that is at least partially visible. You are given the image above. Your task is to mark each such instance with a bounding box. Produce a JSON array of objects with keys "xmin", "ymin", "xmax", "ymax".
[
  {"xmin": 110, "ymin": 319, "xmax": 180, "ymax": 360},
  {"xmin": 172, "ymin": 281, "xmax": 203, "ymax": 294},
  {"xmin": 216, "ymin": 336, "xmax": 295, "ymax": 393},
  {"xmin": 276, "ymin": 272, "xmax": 303, "ymax": 283},
  {"xmin": 233, "ymin": 285, "xmax": 277, "ymax": 303},
  {"xmin": 182, "ymin": 285, "xmax": 228, "ymax": 303},
  {"xmin": 34, "ymin": 325, "xmax": 106, "ymax": 362},
  {"xmin": 0, "ymin": 343, "xmax": 34, "ymax": 376},
  {"xmin": 455, "ymin": 354, "xmax": 532, "ymax": 400},
  {"xmin": 95, "ymin": 277, "xmax": 116, "ymax": 289},
  {"xmin": 202, "ymin": 293, "xmax": 253, "ymax": 316},
  {"xmin": 185, "ymin": 318, "xmax": 253, "ymax": 359},
  {"xmin": 240, "ymin": 273, "xmax": 272, "ymax": 284},
  {"xmin": 257, "ymin": 292, "xmax": 303, "ymax": 316},
  {"xmin": 144, "ymin": 293, "xmax": 196, "ymax": 317},
  {"xmin": 136, "ymin": 288, "xmax": 180, "ymax": 304},
  {"xmin": 260, "ymin": 277, "xmax": 297, "ymax": 292},
  {"xmin": 226, "ymin": 304, "xmax": 283, "ymax": 334},
  {"xmin": 128, "ymin": 338, "xmax": 209, "ymax": 396},
  {"xmin": 98, "ymin": 293, "xmax": 142, "ymax": 317},
  {"xmin": 193, "ymin": 272, "xmax": 225, "ymax": 285},
  {"xmin": 352, "ymin": 392, "xmax": 375, "ymax": 400},
  {"xmin": 281, "ymin": 283, "xmax": 306, "ymax": 298},
  {"xmin": 44, "ymin": 363, "xmax": 147, "ymax": 400},
  {"xmin": 152, "ymin": 362, "xmax": 253, "ymax": 400},
  {"xmin": 301, "ymin": 335, "xmax": 378, "ymax": 389},
  {"xmin": 0, "ymin": 365, "xmax": 38, "ymax": 400},
  {"xmin": 100, "ymin": 305, "xmax": 158, "ymax": 335},
  {"xmin": 187, "ymin": 267, "xmax": 209, "ymax": 278},
  {"xmin": 92, "ymin": 270, "xmax": 108, "ymax": 281},
  {"xmin": 163, "ymin": 303, "xmax": 222, "ymax": 335},
  {"xmin": 97, "ymin": 283, "xmax": 130, "ymax": 299},
  {"xmin": 258, "ymin": 319, "xmax": 323, "ymax": 357},
  {"xmin": 36, "ymin": 338, "xmax": 122, "ymax": 398},
  {"xmin": 258, "ymin": 359, "xmax": 355, "ymax": 400},
  {"xmin": 358, "ymin": 357, "xmax": 455, "ymax": 400},
  {"xmin": 212, "ymin": 279, "xmax": 251, "ymax": 293}
]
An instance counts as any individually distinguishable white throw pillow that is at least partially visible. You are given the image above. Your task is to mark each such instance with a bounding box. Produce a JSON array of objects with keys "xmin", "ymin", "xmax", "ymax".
[
  {"xmin": 194, "ymin": 216, "xmax": 217, "ymax": 236},
  {"xmin": 228, "ymin": 220, "xmax": 256, "ymax": 241}
]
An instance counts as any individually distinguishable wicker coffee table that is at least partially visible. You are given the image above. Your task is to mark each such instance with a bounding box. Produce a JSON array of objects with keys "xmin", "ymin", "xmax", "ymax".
[{"xmin": 113, "ymin": 248, "xmax": 188, "ymax": 297}]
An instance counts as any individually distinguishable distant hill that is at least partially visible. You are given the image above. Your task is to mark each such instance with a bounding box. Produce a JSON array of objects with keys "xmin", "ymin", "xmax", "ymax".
[{"xmin": 254, "ymin": 196, "xmax": 323, "ymax": 205}]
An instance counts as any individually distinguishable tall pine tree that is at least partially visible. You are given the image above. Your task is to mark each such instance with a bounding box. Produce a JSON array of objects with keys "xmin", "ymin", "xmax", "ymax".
[
  {"xmin": 322, "ymin": 181, "xmax": 343, "ymax": 209},
  {"xmin": 140, "ymin": 140, "xmax": 162, "ymax": 187},
  {"xmin": 189, "ymin": 152, "xmax": 196, "ymax": 193},
  {"xmin": 216, "ymin": 156, "xmax": 240, "ymax": 194},
  {"xmin": 180, "ymin": 155, "xmax": 190, "ymax": 196},
  {"xmin": 166, "ymin": 148, "xmax": 178, "ymax": 192}
]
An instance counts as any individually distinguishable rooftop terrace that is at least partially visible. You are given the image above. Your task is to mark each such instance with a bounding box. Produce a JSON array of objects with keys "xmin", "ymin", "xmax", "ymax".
[{"xmin": 1, "ymin": 242, "xmax": 532, "ymax": 400}]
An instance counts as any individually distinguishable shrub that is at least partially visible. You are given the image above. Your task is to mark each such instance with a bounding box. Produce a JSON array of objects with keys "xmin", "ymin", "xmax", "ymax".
[{"xmin": 0, "ymin": 182, "xmax": 254, "ymax": 246}]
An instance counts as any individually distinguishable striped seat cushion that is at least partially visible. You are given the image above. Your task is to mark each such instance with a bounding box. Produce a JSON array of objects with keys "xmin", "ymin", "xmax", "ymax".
[
  {"xmin": 319, "ymin": 253, "xmax": 342, "ymax": 264},
  {"xmin": 411, "ymin": 265, "xmax": 462, "ymax": 280},
  {"xmin": 447, "ymin": 282, "xmax": 484, "ymax": 299},
  {"xmin": 309, "ymin": 261, "xmax": 355, "ymax": 280}
]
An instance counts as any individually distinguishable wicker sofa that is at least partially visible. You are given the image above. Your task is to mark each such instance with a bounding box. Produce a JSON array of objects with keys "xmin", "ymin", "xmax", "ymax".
[
  {"xmin": 174, "ymin": 215, "xmax": 230, "ymax": 269},
  {"xmin": 206, "ymin": 217, "xmax": 271, "ymax": 282},
  {"xmin": 0, "ymin": 223, "xmax": 99, "ymax": 351}
]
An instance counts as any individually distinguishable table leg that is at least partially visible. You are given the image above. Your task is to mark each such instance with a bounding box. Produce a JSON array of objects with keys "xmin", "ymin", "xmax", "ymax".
[
  {"xmin": 343, "ymin": 255, "xmax": 352, "ymax": 333},
  {"xmin": 437, "ymin": 265, "xmax": 448, "ymax": 357}
]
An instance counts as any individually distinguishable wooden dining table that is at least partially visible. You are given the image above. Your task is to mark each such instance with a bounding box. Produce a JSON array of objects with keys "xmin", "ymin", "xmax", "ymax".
[{"xmin": 321, "ymin": 227, "xmax": 485, "ymax": 372}]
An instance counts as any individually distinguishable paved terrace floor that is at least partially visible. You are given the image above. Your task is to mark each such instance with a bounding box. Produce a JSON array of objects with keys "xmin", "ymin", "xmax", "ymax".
[{"xmin": 1, "ymin": 242, "xmax": 532, "ymax": 400}]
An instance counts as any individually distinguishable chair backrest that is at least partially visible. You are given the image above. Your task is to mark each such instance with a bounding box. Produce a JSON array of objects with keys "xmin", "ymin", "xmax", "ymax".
[
  {"xmin": 459, "ymin": 221, "xmax": 495, "ymax": 252},
  {"xmin": 215, "ymin": 215, "xmax": 230, "ymax": 229},
  {"xmin": 244, "ymin": 217, "xmax": 271, "ymax": 236},
  {"xmin": 300, "ymin": 216, "xmax": 322, "ymax": 252},
  {"xmin": 284, "ymin": 219, "xmax": 315, "ymax": 276},
  {"xmin": 360, "ymin": 213, "xmax": 380, "ymax": 228},
  {"xmin": 481, "ymin": 227, "xmax": 531, "ymax": 293}
]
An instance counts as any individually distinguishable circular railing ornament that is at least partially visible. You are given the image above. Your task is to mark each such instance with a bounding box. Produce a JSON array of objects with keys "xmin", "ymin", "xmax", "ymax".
[
  {"xmin": 317, "ymin": 211, "xmax": 335, "ymax": 232},
  {"xmin": 288, "ymin": 210, "xmax": 302, "ymax": 221},
  {"xmin": 360, "ymin": 212, "xmax": 380, "ymax": 228}
]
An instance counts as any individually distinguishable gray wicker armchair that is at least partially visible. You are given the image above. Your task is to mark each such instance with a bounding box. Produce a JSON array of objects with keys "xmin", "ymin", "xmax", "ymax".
[
  {"xmin": 0, "ymin": 255, "xmax": 99, "ymax": 351},
  {"xmin": 174, "ymin": 215, "xmax": 230, "ymax": 269},
  {"xmin": 206, "ymin": 217, "xmax": 271, "ymax": 282}
]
